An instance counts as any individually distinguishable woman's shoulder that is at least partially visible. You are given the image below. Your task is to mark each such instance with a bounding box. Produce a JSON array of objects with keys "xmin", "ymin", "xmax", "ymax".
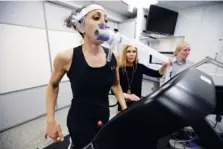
[
  {"xmin": 137, "ymin": 63, "xmax": 144, "ymax": 68},
  {"xmin": 55, "ymin": 49, "xmax": 73, "ymax": 62},
  {"xmin": 57, "ymin": 45, "xmax": 82, "ymax": 60},
  {"xmin": 54, "ymin": 45, "xmax": 82, "ymax": 70}
]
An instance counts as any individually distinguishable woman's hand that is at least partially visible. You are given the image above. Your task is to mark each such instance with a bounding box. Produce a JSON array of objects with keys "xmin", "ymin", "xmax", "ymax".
[
  {"xmin": 45, "ymin": 120, "xmax": 64, "ymax": 143},
  {"xmin": 159, "ymin": 59, "xmax": 173, "ymax": 75},
  {"xmin": 124, "ymin": 93, "xmax": 141, "ymax": 101}
]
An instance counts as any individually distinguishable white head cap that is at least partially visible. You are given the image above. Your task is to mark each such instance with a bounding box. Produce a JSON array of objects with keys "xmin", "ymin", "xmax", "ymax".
[{"xmin": 71, "ymin": 4, "xmax": 105, "ymax": 23}]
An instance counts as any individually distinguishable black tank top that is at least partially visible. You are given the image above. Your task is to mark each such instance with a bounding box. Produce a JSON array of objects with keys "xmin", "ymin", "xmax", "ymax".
[{"xmin": 67, "ymin": 45, "xmax": 117, "ymax": 120}]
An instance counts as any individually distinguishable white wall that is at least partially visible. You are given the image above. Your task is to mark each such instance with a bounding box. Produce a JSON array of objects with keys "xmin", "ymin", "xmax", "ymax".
[
  {"xmin": 135, "ymin": 8, "xmax": 148, "ymax": 39},
  {"xmin": 0, "ymin": 1, "xmax": 45, "ymax": 28},
  {"xmin": 119, "ymin": 18, "xmax": 136, "ymax": 39},
  {"xmin": 0, "ymin": 1, "xmax": 126, "ymax": 132},
  {"xmin": 44, "ymin": 2, "xmax": 74, "ymax": 32},
  {"xmin": 175, "ymin": 3, "xmax": 223, "ymax": 62},
  {"xmin": 107, "ymin": 21, "xmax": 119, "ymax": 31},
  {"xmin": 106, "ymin": 8, "xmax": 128, "ymax": 22},
  {"xmin": 0, "ymin": 24, "xmax": 51, "ymax": 94},
  {"xmin": 53, "ymin": 0, "xmax": 128, "ymax": 22},
  {"xmin": 174, "ymin": 2, "xmax": 223, "ymax": 85},
  {"xmin": 0, "ymin": 1, "xmax": 51, "ymax": 131},
  {"xmin": 149, "ymin": 36, "xmax": 184, "ymax": 52}
]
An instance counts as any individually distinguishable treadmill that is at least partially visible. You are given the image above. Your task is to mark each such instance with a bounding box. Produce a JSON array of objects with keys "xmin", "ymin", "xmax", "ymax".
[{"xmin": 83, "ymin": 57, "xmax": 223, "ymax": 149}]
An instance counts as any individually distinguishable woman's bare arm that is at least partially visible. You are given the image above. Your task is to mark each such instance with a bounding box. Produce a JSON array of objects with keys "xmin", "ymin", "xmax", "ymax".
[
  {"xmin": 46, "ymin": 50, "xmax": 72, "ymax": 122},
  {"xmin": 111, "ymin": 53, "xmax": 127, "ymax": 110},
  {"xmin": 111, "ymin": 72, "xmax": 127, "ymax": 110}
]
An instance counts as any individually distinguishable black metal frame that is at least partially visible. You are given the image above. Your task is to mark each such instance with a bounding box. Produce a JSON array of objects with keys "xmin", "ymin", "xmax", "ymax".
[{"xmin": 191, "ymin": 118, "xmax": 223, "ymax": 149}]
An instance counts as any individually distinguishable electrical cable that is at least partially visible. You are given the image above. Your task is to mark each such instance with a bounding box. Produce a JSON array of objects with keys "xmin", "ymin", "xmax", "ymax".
[
  {"xmin": 171, "ymin": 129, "xmax": 198, "ymax": 149},
  {"xmin": 214, "ymin": 121, "xmax": 218, "ymax": 129},
  {"xmin": 218, "ymin": 41, "xmax": 223, "ymax": 62},
  {"xmin": 173, "ymin": 138, "xmax": 178, "ymax": 149},
  {"xmin": 207, "ymin": 119, "xmax": 223, "ymax": 133},
  {"xmin": 214, "ymin": 45, "xmax": 223, "ymax": 81},
  {"xmin": 173, "ymin": 138, "xmax": 197, "ymax": 149}
]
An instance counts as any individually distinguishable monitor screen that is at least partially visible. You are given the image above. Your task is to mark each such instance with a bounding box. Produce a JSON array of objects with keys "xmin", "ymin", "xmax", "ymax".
[{"xmin": 146, "ymin": 5, "xmax": 179, "ymax": 35}]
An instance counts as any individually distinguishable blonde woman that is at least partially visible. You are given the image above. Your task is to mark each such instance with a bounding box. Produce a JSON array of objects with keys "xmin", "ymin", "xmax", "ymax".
[
  {"xmin": 160, "ymin": 41, "xmax": 193, "ymax": 86},
  {"xmin": 116, "ymin": 44, "xmax": 170, "ymax": 110}
]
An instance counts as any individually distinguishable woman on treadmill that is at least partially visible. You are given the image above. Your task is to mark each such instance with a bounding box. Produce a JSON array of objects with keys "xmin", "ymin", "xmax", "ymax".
[
  {"xmin": 118, "ymin": 44, "xmax": 170, "ymax": 110},
  {"xmin": 45, "ymin": 4, "xmax": 127, "ymax": 149}
]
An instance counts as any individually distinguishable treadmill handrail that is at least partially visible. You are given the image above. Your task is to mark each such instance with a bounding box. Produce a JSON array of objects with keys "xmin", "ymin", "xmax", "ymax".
[{"xmin": 190, "ymin": 56, "xmax": 223, "ymax": 69}]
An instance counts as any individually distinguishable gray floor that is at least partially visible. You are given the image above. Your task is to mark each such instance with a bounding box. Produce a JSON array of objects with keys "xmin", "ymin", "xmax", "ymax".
[
  {"xmin": 0, "ymin": 107, "xmax": 69, "ymax": 149},
  {"xmin": 0, "ymin": 80, "xmax": 156, "ymax": 149},
  {"xmin": 0, "ymin": 96, "xmax": 119, "ymax": 149}
]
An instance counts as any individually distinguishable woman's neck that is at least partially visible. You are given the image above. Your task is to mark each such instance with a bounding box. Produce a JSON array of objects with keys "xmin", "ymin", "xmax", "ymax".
[
  {"xmin": 176, "ymin": 56, "xmax": 185, "ymax": 63},
  {"xmin": 126, "ymin": 62, "xmax": 133, "ymax": 66},
  {"xmin": 83, "ymin": 37, "xmax": 102, "ymax": 55}
]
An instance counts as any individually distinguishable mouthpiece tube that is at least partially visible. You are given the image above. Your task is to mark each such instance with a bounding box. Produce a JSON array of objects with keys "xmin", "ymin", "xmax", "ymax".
[
  {"xmin": 94, "ymin": 28, "xmax": 170, "ymax": 63},
  {"xmin": 94, "ymin": 29, "xmax": 116, "ymax": 45},
  {"xmin": 94, "ymin": 29, "xmax": 110, "ymax": 41}
]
